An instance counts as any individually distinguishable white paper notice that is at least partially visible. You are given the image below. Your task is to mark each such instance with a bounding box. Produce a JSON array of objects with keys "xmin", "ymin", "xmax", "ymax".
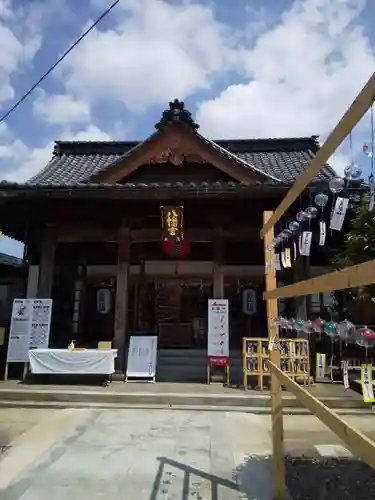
[
  {"xmin": 208, "ymin": 299, "xmax": 229, "ymax": 366},
  {"xmin": 319, "ymin": 221, "xmax": 326, "ymax": 246},
  {"xmin": 330, "ymin": 197, "xmax": 349, "ymax": 231},
  {"xmin": 7, "ymin": 298, "xmax": 53, "ymax": 363},
  {"xmin": 361, "ymin": 364, "xmax": 375, "ymax": 403},
  {"xmin": 275, "ymin": 253, "xmax": 282, "ymax": 271},
  {"xmin": 316, "ymin": 353, "xmax": 326, "ymax": 379},
  {"xmin": 29, "ymin": 299, "xmax": 53, "ymax": 350},
  {"xmin": 300, "ymin": 231, "xmax": 312, "ymax": 256},
  {"xmin": 342, "ymin": 360, "xmax": 349, "ymax": 390}
]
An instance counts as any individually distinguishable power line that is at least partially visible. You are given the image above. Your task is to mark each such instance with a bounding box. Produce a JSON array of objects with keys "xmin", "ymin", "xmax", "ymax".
[{"xmin": 0, "ymin": 0, "xmax": 120, "ymax": 124}]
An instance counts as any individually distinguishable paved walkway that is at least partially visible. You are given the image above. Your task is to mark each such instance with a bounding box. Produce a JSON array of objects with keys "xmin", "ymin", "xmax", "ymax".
[
  {"xmin": 1, "ymin": 409, "xmax": 375, "ymax": 499},
  {"xmin": 0, "ymin": 409, "xmax": 276, "ymax": 500}
]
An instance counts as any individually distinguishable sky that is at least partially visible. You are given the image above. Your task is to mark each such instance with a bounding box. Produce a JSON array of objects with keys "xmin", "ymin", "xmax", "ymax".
[{"xmin": 0, "ymin": 0, "xmax": 374, "ymax": 257}]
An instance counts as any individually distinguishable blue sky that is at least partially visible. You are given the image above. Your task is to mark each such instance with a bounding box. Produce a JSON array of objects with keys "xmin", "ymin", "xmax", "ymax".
[{"xmin": 0, "ymin": 0, "xmax": 374, "ymax": 257}]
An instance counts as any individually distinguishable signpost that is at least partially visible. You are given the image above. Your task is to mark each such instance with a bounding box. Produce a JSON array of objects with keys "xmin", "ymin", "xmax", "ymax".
[
  {"xmin": 5, "ymin": 298, "xmax": 53, "ymax": 380},
  {"xmin": 125, "ymin": 335, "xmax": 158, "ymax": 383},
  {"xmin": 207, "ymin": 299, "xmax": 230, "ymax": 384}
]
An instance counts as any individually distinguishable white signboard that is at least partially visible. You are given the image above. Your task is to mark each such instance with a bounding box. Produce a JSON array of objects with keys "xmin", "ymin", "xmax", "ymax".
[
  {"xmin": 208, "ymin": 299, "xmax": 229, "ymax": 366},
  {"xmin": 7, "ymin": 298, "xmax": 53, "ymax": 363},
  {"xmin": 126, "ymin": 335, "xmax": 158, "ymax": 382},
  {"xmin": 242, "ymin": 289, "xmax": 257, "ymax": 315}
]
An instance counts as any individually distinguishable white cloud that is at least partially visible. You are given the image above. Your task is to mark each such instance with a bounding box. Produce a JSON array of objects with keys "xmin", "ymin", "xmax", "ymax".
[
  {"xmin": 197, "ymin": 0, "xmax": 374, "ymax": 143},
  {"xmin": 57, "ymin": 0, "xmax": 239, "ymax": 111},
  {"xmin": 33, "ymin": 90, "xmax": 91, "ymax": 125},
  {"xmin": 0, "ymin": 1, "xmax": 42, "ymax": 107},
  {"xmin": 61, "ymin": 125, "xmax": 113, "ymax": 142}
]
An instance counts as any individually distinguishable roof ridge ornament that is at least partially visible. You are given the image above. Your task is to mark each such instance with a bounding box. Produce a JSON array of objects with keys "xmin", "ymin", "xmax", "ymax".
[{"xmin": 154, "ymin": 99, "xmax": 199, "ymax": 131}]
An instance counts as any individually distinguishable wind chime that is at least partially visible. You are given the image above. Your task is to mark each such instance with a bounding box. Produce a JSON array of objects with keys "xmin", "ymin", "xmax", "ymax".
[{"xmin": 363, "ymin": 104, "xmax": 375, "ymax": 210}]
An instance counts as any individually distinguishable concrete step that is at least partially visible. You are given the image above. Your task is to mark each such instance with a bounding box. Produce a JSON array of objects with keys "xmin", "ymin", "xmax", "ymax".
[
  {"xmin": 0, "ymin": 400, "xmax": 373, "ymax": 415},
  {"xmin": 0, "ymin": 387, "xmax": 370, "ymax": 410}
]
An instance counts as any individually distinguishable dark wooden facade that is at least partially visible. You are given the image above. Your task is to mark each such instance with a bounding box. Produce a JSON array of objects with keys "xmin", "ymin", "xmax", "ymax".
[{"xmin": 0, "ymin": 100, "xmax": 342, "ymax": 370}]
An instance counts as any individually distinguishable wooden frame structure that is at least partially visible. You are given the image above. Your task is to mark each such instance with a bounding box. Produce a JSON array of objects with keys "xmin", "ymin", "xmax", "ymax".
[
  {"xmin": 262, "ymin": 70, "xmax": 375, "ymax": 499},
  {"xmin": 242, "ymin": 337, "xmax": 310, "ymax": 390}
]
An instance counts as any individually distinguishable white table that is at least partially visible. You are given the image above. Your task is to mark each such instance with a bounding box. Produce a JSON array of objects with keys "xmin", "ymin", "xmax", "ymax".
[{"xmin": 28, "ymin": 349, "xmax": 118, "ymax": 376}]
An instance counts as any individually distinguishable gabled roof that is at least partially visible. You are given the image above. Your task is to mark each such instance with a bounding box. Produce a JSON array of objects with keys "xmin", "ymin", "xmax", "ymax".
[{"xmin": 23, "ymin": 99, "xmax": 335, "ymax": 187}]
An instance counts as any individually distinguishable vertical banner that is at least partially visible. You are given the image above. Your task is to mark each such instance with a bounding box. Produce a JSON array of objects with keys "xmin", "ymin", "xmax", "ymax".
[
  {"xmin": 7, "ymin": 298, "xmax": 53, "ymax": 363},
  {"xmin": 208, "ymin": 299, "xmax": 229, "ymax": 366},
  {"xmin": 360, "ymin": 364, "xmax": 375, "ymax": 403},
  {"xmin": 341, "ymin": 360, "xmax": 349, "ymax": 390},
  {"xmin": 316, "ymin": 353, "xmax": 326, "ymax": 380},
  {"xmin": 160, "ymin": 206, "xmax": 184, "ymax": 242}
]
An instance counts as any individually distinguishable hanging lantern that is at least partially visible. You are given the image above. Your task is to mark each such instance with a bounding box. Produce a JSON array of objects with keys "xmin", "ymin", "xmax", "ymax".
[
  {"xmin": 314, "ymin": 193, "xmax": 329, "ymax": 207},
  {"xmin": 305, "ymin": 206, "xmax": 318, "ymax": 219},
  {"xmin": 296, "ymin": 211, "xmax": 308, "ymax": 222},
  {"xmin": 329, "ymin": 177, "xmax": 345, "ymax": 193},
  {"xmin": 344, "ymin": 163, "xmax": 362, "ymax": 180},
  {"xmin": 162, "ymin": 237, "xmax": 190, "ymax": 259},
  {"xmin": 96, "ymin": 288, "xmax": 112, "ymax": 315},
  {"xmin": 288, "ymin": 221, "xmax": 300, "ymax": 232}
]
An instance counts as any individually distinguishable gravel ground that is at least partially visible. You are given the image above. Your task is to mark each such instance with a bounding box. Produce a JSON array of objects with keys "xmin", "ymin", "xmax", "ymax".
[{"xmin": 285, "ymin": 455, "xmax": 375, "ymax": 500}]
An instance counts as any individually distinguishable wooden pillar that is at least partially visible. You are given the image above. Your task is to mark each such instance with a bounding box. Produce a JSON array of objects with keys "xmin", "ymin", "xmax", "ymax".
[
  {"xmin": 263, "ymin": 211, "xmax": 286, "ymax": 499},
  {"xmin": 37, "ymin": 226, "xmax": 56, "ymax": 298},
  {"xmin": 113, "ymin": 226, "xmax": 130, "ymax": 371},
  {"xmin": 213, "ymin": 232, "xmax": 224, "ymax": 298}
]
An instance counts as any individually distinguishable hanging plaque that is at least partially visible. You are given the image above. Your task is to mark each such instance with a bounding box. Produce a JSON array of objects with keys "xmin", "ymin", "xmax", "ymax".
[{"xmin": 160, "ymin": 206, "xmax": 184, "ymax": 242}]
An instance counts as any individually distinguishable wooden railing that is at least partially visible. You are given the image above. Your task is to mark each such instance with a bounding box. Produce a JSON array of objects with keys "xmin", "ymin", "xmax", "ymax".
[{"xmin": 262, "ymin": 70, "xmax": 375, "ymax": 499}]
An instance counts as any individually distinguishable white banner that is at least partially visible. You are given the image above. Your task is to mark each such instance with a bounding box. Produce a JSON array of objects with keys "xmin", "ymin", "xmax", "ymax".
[
  {"xmin": 208, "ymin": 299, "xmax": 229, "ymax": 366},
  {"xmin": 126, "ymin": 336, "xmax": 158, "ymax": 381},
  {"xmin": 7, "ymin": 298, "xmax": 53, "ymax": 363}
]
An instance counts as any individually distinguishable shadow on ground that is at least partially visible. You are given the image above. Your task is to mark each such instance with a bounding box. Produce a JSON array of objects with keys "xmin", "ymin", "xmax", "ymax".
[
  {"xmin": 150, "ymin": 454, "xmax": 375, "ymax": 499},
  {"xmin": 284, "ymin": 454, "xmax": 375, "ymax": 500}
]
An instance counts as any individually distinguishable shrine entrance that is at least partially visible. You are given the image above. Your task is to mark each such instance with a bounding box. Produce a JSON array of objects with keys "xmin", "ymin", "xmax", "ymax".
[{"xmin": 129, "ymin": 278, "xmax": 212, "ymax": 348}]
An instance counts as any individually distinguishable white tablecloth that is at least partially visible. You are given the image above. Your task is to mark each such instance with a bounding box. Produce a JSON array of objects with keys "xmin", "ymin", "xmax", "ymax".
[{"xmin": 28, "ymin": 349, "xmax": 118, "ymax": 375}]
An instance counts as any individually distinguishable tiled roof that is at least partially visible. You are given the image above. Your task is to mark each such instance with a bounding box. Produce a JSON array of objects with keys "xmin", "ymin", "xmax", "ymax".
[
  {"xmin": 0, "ymin": 252, "xmax": 23, "ymax": 267},
  {"xmin": 26, "ymin": 134, "xmax": 336, "ymax": 187}
]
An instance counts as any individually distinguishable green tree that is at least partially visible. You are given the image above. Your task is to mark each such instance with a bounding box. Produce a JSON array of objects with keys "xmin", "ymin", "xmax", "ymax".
[{"xmin": 333, "ymin": 202, "xmax": 375, "ymax": 301}]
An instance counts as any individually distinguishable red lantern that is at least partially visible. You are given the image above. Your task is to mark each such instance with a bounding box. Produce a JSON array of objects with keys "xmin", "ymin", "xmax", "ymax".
[{"xmin": 162, "ymin": 237, "xmax": 190, "ymax": 259}]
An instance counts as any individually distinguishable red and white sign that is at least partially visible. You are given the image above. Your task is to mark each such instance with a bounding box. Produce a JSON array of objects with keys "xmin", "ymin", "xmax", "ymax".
[{"xmin": 208, "ymin": 299, "xmax": 229, "ymax": 367}]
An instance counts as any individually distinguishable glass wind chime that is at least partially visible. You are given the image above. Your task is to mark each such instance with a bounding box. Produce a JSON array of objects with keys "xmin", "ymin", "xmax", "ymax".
[{"xmin": 265, "ymin": 131, "xmax": 364, "ymax": 275}]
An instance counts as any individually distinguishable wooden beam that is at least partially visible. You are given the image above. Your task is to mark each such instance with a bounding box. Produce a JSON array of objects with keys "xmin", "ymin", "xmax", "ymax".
[
  {"xmin": 58, "ymin": 227, "xmax": 260, "ymax": 243},
  {"xmin": 268, "ymin": 360, "xmax": 375, "ymax": 470},
  {"xmin": 113, "ymin": 226, "xmax": 130, "ymax": 370},
  {"xmin": 264, "ymin": 260, "xmax": 375, "ymax": 299},
  {"xmin": 264, "ymin": 212, "xmax": 278, "ymax": 339},
  {"xmin": 260, "ymin": 71, "xmax": 375, "ymax": 238},
  {"xmin": 37, "ymin": 226, "xmax": 56, "ymax": 298}
]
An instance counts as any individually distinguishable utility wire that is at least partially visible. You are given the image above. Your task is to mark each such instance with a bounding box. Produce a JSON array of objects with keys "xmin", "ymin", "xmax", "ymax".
[{"xmin": 0, "ymin": 0, "xmax": 120, "ymax": 124}]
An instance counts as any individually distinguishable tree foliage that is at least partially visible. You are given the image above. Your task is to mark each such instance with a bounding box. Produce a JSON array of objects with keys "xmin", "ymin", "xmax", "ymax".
[{"xmin": 332, "ymin": 202, "xmax": 375, "ymax": 300}]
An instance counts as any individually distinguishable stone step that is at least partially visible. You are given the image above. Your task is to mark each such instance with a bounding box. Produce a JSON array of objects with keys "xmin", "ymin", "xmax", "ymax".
[
  {"xmin": 0, "ymin": 387, "xmax": 370, "ymax": 410},
  {"xmin": 0, "ymin": 400, "xmax": 373, "ymax": 414}
]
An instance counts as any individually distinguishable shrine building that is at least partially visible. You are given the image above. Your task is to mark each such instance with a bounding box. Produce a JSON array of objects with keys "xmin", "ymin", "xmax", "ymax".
[{"xmin": 0, "ymin": 99, "xmax": 342, "ymax": 380}]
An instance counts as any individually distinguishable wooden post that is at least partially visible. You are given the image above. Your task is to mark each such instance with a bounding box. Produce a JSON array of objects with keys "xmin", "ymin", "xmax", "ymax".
[
  {"xmin": 37, "ymin": 226, "xmax": 56, "ymax": 298},
  {"xmin": 213, "ymin": 231, "xmax": 224, "ymax": 299},
  {"xmin": 263, "ymin": 211, "xmax": 286, "ymax": 499},
  {"xmin": 270, "ymin": 348, "xmax": 285, "ymax": 500},
  {"xmin": 113, "ymin": 226, "xmax": 130, "ymax": 371}
]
